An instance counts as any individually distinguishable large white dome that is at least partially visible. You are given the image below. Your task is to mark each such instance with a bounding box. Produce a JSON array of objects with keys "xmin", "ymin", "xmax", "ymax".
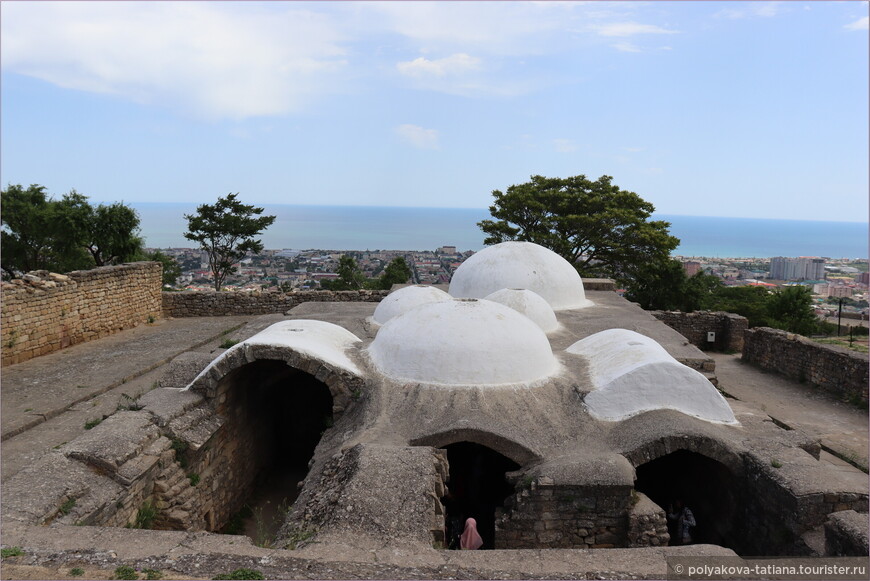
[
  {"xmin": 372, "ymin": 285, "xmax": 451, "ymax": 325},
  {"xmin": 483, "ymin": 288, "xmax": 559, "ymax": 333},
  {"xmin": 448, "ymin": 241, "xmax": 592, "ymax": 310},
  {"xmin": 367, "ymin": 298, "xmax": 559, "ymax": 386}
]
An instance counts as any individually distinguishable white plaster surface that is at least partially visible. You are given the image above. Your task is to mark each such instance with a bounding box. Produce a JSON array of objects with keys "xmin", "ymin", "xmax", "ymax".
[
  {"xmin": 483, "ymin": 288, "xmax": 560, "ymax": 333},
  {"xmin": 367, "ymin": 298, "xmax": 559, "ymax": 386},
  {"xmin": 372, "ymin": 285, "xmax": 451, "ymax": 325},
  {"xmin": 448, "ymin": 241, "xmax": 593, "ymax": 310},
  {"xmin": 567, "ymin": 329, "xmax": 737, "ymax": 424},
  {"xmin": 186, "ymin": 320, "xmax": 363, "ymax": 389}
]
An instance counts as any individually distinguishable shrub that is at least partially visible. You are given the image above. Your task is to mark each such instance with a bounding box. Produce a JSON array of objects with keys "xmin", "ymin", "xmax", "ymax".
[
  {"xmin": 113, "ymin": 565, "xmax": 138, "ymax": 580},
  {"xmin": 213, "ymin": 568, "xmax": 265, "ymax": 580}
]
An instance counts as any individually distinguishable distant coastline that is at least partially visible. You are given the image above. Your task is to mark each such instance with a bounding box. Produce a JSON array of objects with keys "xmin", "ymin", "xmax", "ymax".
[{"xmin": 130, "ymin": 203, "xmax": 869, "ymax": 260}]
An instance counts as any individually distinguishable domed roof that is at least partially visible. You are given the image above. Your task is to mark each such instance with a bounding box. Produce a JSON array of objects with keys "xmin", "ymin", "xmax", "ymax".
[
  {"xmin": 368, "ymin": 298, "xmax": 559, "ymax": 386},
  {"xmin": 483, "ymin": 288, "xmax": 559, "ymax": 333},
  {"xmin": 448, "ymin": 241, "xmax": 592, "ymax": 310},
  {"xmin": 372, "ymin": 285, "xmax": 451, "ymax": 325},
  {"xmin": 567, "ymin": 329, "xmax": 737, "ymax": 424}
]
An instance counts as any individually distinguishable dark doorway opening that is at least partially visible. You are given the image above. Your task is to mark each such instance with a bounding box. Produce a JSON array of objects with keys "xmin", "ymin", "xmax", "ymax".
[
  {"xmin": 634, "ymin": 449, "xmax": 737, "ymax": 550},
  {"xmin": 217, "ymin": 360, "xmax": 333, "ymax": 545},
  {"xmin": 441, "ymin": 442, "xmax": 520, "ymax": 550}
]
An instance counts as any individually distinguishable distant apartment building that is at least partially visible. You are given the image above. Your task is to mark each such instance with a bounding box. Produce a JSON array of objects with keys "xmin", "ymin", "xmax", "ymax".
[
  {"xmin": 828, "ymin": 285, "xmax": 853, "ymax": 298},
  {"xmin": 857, "ymin": 272, "xmax": 870, "ymax": 285},
  {"xmin": 769, "ymin": 257, "xmax": 826, "ymax": 281},
  {"xmin": 682, "ymin": 261, "xmax": 701, "ymax": 276}
]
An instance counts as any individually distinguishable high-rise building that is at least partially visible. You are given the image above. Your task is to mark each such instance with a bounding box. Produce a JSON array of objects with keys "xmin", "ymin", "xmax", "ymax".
[{"xmin": 769, "ymin": 257, "xmax": 826, "ymax": 281}]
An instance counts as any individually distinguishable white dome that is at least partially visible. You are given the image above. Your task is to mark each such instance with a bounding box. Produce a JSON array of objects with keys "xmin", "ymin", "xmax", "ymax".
[
  {"xmin": 372, "ymin": 285, "xmax": 451, "ymax": 325},
  {"xmin": 448, "ymin": 241, "xmax": 592, "ymax": 310},
  {"xmin": 483, "ymin": 289, "xmax": 559, "ymax": 333},
  {"xmin": 567, "ymin": 329, "xmax": 737, "ymax": 424},
  {"xmin": 368, "ymin": 298, "xmax": 558, "ymax": 386}
]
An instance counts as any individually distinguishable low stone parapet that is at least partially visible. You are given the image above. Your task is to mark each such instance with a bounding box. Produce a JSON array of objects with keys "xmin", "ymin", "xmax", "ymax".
[
  {"xmin": 162, "ymin": 289, "xmax": 390, "ymax": 317},
  {"xmin": 651, "ymin": 311, "xmax": 748, "ymax": 352},
  {"xmin": 742, "ymin": 327, "xmax": 869, "ymax": 407}
]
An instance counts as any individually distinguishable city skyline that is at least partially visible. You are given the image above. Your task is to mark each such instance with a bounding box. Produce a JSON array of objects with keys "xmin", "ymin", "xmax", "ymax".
[{"xmin": 2, "ymin": 1, "xmax": 868, "ymax": 223}]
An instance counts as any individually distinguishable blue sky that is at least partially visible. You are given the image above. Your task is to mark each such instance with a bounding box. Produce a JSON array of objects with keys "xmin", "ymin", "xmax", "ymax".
[{"xmin": 1, "ymin": 1, "xmax": 867, "ymax": 222}]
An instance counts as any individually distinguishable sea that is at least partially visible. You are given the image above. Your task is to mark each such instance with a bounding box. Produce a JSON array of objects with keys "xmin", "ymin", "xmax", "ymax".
[{"xmin": 131, "ymin": 203, "xmax": 869, "ymax": 260}]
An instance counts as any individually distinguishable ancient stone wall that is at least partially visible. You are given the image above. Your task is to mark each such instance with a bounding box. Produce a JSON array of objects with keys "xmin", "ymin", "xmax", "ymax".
[
  {"xmin": 495, "ymin": 480, "xmax": 631, "ymax": 549},
  {"xmin": 742, "ymin": 327, "xmax": 869, "ymax": 407},
  {"xmin": 162, "ymin": 289, "xmax": 390, "ymax": 317},
  {"xmin": 824, "ymin": 510, "xmax": 869, "ymax": 557},
  {"xmin": 1, "ymin": 263, "xmax": 162, "ymax": 366},
  {"xmin": 626, "ymin": 492, "xmax": 670, "ymax": 548},
  {"xmin": 651, "ymin": 311, "xmax": 748, "ymax": 352}
]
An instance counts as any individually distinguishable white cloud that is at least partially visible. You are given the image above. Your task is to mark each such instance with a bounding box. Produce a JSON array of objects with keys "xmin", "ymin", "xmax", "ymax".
[
  {"xmin": 845, "ymin": 16, "xmax": 869, "ymax": 31},
  {"xmin": 396, "ymin": 54, "xmax": 482, "ymax": 78},
  {"xmin": 553, "ymin": 139, "xmax": 578, "ymax": 153},
  {"xmin": 395, "ymin": 124, "xmax": 440, "ymax": 150},
  {"xmin": 594, "ymin": 22, "xmax": 678, "ymax": 37},
  {"xmin": 1, "ymin": 2, "xmax": 349, "ymax": 120},
  {"xmin": 715, "ymin": 1, "xmax": 786, "ymax": 19},
  {"xmin": 612, "ymin": 42, "xmax": 643, "ymax": 53}
]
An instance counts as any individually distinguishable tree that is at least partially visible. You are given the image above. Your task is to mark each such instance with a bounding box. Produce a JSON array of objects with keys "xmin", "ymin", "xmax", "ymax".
[
  {"xmin": 141, "ymin": 250, "xmax": 182, "ymax": 287},
  {"xmin": 1, "ymin": 184, "xmax": 140, "ymax": 277},
  {"xmin": 478, "ymin": 175, "xmax": 679, "ymax": 287},
  {"xmin": 624, "ymin": 260, "xmax": 718, "ymax": 312},
  {"xmin": 184, "ymin": 193, "xmax": 276, "ymax": 291},
  {"xmin": 321, "ymin": 255, "xmax": 366, "ymax": 290},
  {"xmin": 370, "ymin": 257, "xmax": 412, "ymax": 290},
  {"xmin": 60, "ymin": 191, "xmax": 143, "ymax": 266},
  {"xmin": 766, "ymin": 285, "xmax": 818, "ymax": 336}
]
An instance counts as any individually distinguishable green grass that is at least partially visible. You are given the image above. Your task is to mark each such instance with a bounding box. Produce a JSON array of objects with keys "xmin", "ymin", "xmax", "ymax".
[
  {"xmin": 188, "ymin": 473, "xmax": 200, "ymax": 486},
  {"xmin": 213, "ymin": 568, "xmax": 265, "ymax": 580},
  {"xmin": 771, "ymin": 459, "xmax": 783, "ymax": 469},
  {"xmin": 84, "ymin": 417, "xmax": 103, "ymax": 430},
  {"xmin": 131, "ymin": 501, "xmax": 158, "ymax": 530},
  {"xmin": 1, "ymin": 547, "xmax": 24, "ymax": 559},
  {"xmin": 219, "ymin": 338, "xmax": 239, "ymax": 349},
  {"xmin": 113, "ymin": 565, "xmax": 138, "ymax": 580},
  {"xmin": 59, "ymin": 497, "xmax": 77, "ymax": 515},
  {"xmin": 69, "ymin": 568, "xmax": 85, "ymax": 576},
  {"xmin": 144, "ymin": 569, "xmax": 163, "ymax": 580}
]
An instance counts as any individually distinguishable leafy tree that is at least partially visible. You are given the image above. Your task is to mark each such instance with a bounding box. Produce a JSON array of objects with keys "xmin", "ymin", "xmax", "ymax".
[
  {"xmin": 702, "ymin": 284, "xmax": 774, "ymax": 328},
  {"xmin": 625, "ymin": 260, "xmax": 719, "ymax": 312},
  {"xmin": 184, "ymin": 194, "xmax": 276, "ymax": 291},
  {"xmin": 141, "ymin": 250, "xmax": 182, "ymax": 286},
  {"xmin": 369, "ymin": 257, "xmax": 412, "ymax": 290},
  {"xmin": 1, "ymin": 184, "xmax": 140, "ymax": 277},
  {"xmin": 478, "ymin": 175, "xmax": 679, "ymax": 285},
  {"xmin": 321, "ymin": 255, "xmax": 366, "ymax": 290},
  {"xmin": 1, "ymin": 184, "xmax": 65, "ymax": 276},
  {"xmin": 766, "ymin": 285, "xmax": 818, "ymax": 335},
  {"xmin": 60, "ymin": 191, "xmax": 143, "ymax": 266}
]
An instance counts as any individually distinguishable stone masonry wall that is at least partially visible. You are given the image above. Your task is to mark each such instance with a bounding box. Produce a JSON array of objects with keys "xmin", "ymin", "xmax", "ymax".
[
  {"xmin": 742, "ymin": 327, "xmax": 869, "ymax": 407},
  {"xmin": 626, "ymin": 492, "xmax": 670, "ymax": 548},
  {"xmin": 651, "ymin": 311, "xmax": 748, "ymax": 352},
  {"xmin": 1, "ymin": 263, "xmax": 162, "ymax": 366},
  {"xmin": 495, "ymin": 479, "xmax": 631, "ymax": 549},
  {"xmin": 162, "ymin": 289, "xmax": 390, "ymax": 317}
]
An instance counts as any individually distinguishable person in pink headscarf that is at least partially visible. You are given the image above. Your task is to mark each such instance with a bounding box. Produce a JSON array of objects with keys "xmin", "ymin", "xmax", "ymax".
[{"xmin": 460, "ymin": 517, "xmax": 484, "ymax": 550}]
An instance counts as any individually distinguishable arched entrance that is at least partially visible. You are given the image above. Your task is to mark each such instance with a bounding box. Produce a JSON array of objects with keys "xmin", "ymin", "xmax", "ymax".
[
  {"xmin": 634, "ymin": 449, "xmax": 737, "ymax": 549},
  {"xmin": 441, "ymin": 442, "xmax": 520, "ymax": 549},
  {"xmin": 213, "ymin": 360, "xmax": 333, "ymax": 543}
]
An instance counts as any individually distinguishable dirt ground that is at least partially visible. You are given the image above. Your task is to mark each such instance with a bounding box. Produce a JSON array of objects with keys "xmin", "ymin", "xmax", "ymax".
[{"xmin": 0, "ymin": 563, "xmax": 209, "ymax": 581}]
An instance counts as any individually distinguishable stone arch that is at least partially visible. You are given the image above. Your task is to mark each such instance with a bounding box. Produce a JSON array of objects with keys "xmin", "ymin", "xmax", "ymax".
[
  {"xmin": 626, "ymin": 436, "xmax": 743, "ymax": 550},
  {"xmin": 410, "ymin": 428, "xmax": 540, "ymax": 467},
  {"xmin": 621, "ymin": 434, "xmax": 744, "ymax": 475},
  {"xmin": 187, "ymin": 342, "xmax": 366, "ymax": 419}
]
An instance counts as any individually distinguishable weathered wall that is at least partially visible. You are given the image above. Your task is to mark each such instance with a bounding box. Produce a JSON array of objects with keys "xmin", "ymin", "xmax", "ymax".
[
  {"xmin": 162, "ymin": 289, "xmax": 390, "ymax": 317},
  {"xmin": 1, "ymin": 263, "xmax": 162, "ymax": 366},
  {"xmin": 626, "ymin": 492, "xmax": 670, "ymax": 548},
  {"xmin": 495, "ymin": 480, "xmax": 631, "ymax": 549},
  {"xmin": 743, "ymin": 327, "xmax": 869, "ymax": 407},
  {"xmin": 824, "ymin": 510, "xmax": 869, "ymax": 557},
  {"xmin": 651, "ymin": 311, "xmax": 748, "ymax": 352}
]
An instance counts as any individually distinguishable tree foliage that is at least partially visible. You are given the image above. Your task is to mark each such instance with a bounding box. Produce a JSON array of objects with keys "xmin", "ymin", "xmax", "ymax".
[
  {"xmin": 766, "ymin": 285, "xmax": 818, "ymax": 336},
  {"xmin": 1, "ymin": 184, "xmax": 142, "ymax": 277},
  {"xmin": 624, "ymin": 260, "xmax": 719, "ymax": 312},
  {"xmin": 371, "ymin": 257, "xmax": 412, "ymax": 290},
  {"xmin": 184, "ymin": 193, "xmax": 276, "ymax": 291},
  {"xmin": 140, "ymin": 250, "xmax": 182, "ymax": 286},
  {"xmin": 478, "ymin": 175, "xmax": 679, "ymax": 284},
  {"xmin": 321, "ymin": 255, "xmax": 366, "ymax": 291}
]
